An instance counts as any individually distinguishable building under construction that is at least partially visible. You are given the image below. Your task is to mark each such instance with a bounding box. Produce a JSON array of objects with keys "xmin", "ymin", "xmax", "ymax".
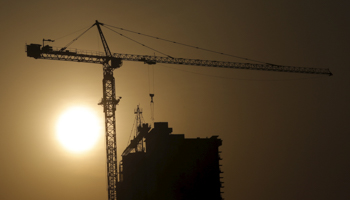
[{"xmin": 116, "ymin": 108, "xmax": 223, "ymax": 200}]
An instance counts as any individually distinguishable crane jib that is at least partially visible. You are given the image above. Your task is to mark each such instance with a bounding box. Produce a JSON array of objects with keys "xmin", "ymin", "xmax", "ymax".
[{"xmin": 26, "ymin": 44, "xmax": 332, "ymax": 76}]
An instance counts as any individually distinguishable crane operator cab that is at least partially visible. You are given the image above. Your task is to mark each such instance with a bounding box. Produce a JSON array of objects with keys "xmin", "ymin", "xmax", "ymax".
[{"xmin": 110, "ymin": 57, "xmax": 123, "ymax": 69}]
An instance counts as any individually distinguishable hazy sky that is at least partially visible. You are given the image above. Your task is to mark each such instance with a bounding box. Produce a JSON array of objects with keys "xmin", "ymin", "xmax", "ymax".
[{"xmin": 0, "ymin": 0, "xmax": 349, "ymax": 200}]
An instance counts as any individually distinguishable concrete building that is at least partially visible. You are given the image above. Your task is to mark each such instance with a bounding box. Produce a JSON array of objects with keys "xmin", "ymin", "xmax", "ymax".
[{"xmin": 117, "ymin": 122, "xmax": 223, "ymax": 200}]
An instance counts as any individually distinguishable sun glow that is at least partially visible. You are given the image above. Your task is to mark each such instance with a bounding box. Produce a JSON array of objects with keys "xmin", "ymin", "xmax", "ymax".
[{"xmin": 56, "ymin": 106, "xmax": 101, "ymax": 153}]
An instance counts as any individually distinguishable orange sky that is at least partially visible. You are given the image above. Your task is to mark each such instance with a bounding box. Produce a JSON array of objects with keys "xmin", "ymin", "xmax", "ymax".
[{"xmin": 0, "ymin": 0, "xmax": 349, "ymax": 200}]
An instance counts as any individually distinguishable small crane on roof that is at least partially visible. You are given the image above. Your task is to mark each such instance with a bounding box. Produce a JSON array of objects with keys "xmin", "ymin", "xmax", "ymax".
[{"xmin": 26, "ymin": 20, "xmax": 332, "ymax": 200}]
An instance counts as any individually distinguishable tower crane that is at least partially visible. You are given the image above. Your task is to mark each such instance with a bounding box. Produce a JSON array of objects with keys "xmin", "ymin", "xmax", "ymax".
[{"xmin": 25, "ymin": 20, "xmax": 332, "ymax": 200}]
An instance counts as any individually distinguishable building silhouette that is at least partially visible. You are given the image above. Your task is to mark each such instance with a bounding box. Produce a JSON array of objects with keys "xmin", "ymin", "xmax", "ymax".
[{"xmin": 117, "ymin": 122, "xmax": 223, "ymax": 200}]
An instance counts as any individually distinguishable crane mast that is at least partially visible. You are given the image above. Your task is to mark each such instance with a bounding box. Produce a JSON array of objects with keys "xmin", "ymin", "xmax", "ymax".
[
  {"xmin": 95, "ymin": 21, "xmax": 120, "ymax": 200},
  {"xmin": 100, "ymin": 64, "xmax": 119, "ymax": 200},
  {"xmin": 25, "ymin": 21, "xmax": 332, "ymax": 200}
]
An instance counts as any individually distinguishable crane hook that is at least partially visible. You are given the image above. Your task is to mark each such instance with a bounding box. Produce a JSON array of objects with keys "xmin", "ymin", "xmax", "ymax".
[{"xmin": 149, "ymin": 94, "xmax": 154, "ymax": 103}]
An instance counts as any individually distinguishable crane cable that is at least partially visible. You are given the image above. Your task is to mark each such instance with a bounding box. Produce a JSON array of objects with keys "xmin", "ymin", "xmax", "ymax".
[
  {"xmin": 102, "ymin": 25, "xmax": 174, "ymax": 58},
  {"xmin": 53, "ymin": 22, "xmax": 269, "ymax": 64},
  {"xmin": 58, "ymin": 24, "xmax": 95, "ymax": 51},
  {"xmin": 148, "ymin": 63, "xmax": 155, "ymax": 123},
  {"xmin": 53, "ymin": 25, "xmax": 93, "ymax": 41},
  {"xmin": 103, "ymin": 23, "xmax": 269, "ymax": 64}
]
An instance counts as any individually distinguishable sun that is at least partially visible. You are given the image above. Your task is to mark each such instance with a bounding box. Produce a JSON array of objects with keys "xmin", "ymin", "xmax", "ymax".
[{"xmin": 56, "ymin": 106, "xmax": 102, "ymax": 153}]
